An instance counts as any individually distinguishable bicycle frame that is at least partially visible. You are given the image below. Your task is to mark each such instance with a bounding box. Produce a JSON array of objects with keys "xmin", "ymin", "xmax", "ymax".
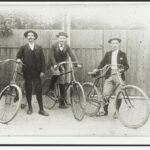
[
  {"xmin": 0, "ymin": 59, "xmax": 23, "ymax": 85},
  {"xmin": 53, "ymin": 61, "xmax": 80, "ymax": 99},
  {"xmin": 89, "ymin": 64, "xmax": 125, "ymax": 103}
]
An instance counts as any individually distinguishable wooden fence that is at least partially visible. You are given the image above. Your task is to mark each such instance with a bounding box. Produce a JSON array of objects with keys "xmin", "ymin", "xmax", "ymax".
[{"xmin": 0, "ymin": 29, "xmax": 150, "ymax": 96}]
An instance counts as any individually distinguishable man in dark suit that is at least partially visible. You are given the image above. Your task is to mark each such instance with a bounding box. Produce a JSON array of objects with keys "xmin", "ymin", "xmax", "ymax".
[
  {"xmin": 48, "ymin": 32, "xmax": 81, "ymax": 108},
  {"xmin": 16, "ymin": 30, "xmax": 49, "ymax": 116},
  {"xmin": 93, "ymin": 37, "xmax": 129, "ymax": 118}
]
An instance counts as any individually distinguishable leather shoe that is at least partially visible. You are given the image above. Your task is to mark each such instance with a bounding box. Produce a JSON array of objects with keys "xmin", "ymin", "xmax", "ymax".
[
  {"xmin": 27, "ymin": 108, "xmax": 33, "ymax": 115},
  {"xmin": 96, "ymin": 111, "xmax": 108, "ymax": 117},
  {"xmin": 39, "ymin": 110, "xmax": 49, "ymax": 116}
]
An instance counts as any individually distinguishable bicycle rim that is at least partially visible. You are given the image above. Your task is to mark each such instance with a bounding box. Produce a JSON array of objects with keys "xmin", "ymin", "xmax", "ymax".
[
  {"xmin": 42, "ymin": 79, "xmax": 57, "ymax": 109},
  {"xmin": 0, "ymin": 84, "xmax": 22, "ymax": 124},
  {"xmin": 71, "ymin": 82, "xmax": 85, "ymax": 121},
  {"xmin": 116, "ymin": 85, "xmax": 150, "ymax": 129},
  {"xmin": 82, "ymin": 82, "xmax": 101, "ymax": 117}
]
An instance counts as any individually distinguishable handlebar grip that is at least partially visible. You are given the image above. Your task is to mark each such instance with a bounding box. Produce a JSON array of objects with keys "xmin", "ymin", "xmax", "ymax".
[
  {"xmin": 88, "ymin": 72, "xmax": 95, "ymax": 75},
  {"xmin": 16, "ymin": 60, "xmax": 26, "ymax": 66}
]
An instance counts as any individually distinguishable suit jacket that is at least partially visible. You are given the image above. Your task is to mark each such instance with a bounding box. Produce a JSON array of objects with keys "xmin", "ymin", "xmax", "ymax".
[
  {"xmin": 16, "ymin": 43, "xmax": 45, "ymax": 73},
  {"xmin": 48, "ymin": 42, "xmax": 77, "ymax": 68},
  {"xmin": 97, "ymin": 50, "xmax": 129, "ymax": 81}
]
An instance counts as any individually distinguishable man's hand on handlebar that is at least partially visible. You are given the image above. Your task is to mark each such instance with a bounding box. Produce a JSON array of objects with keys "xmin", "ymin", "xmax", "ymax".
[
  {"xmin": 16, "ymin": 59, "xmax": 22, "ymax": 63},
  {"xmin": 118, "ymin": 68, "xmax": 124, "ymax": 73},
  {"xmin": 92, "ymin": 68, "xmax": 99, "ymax": 74},
  {"xmin": 76, "ymin": 63, "xmax": 82, "ymax": 68},
  {"xmin": 40, "ymin": 72, "xmax": 45, "ymax": 78},
  {"xmin": 54, "ymin": 64, "xmax": 57, "ymax": 70}
]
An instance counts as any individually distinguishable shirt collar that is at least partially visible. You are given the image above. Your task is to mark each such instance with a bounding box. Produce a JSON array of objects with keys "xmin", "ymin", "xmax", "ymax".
[
  {"xmin": 112, "ymin": 49, "xmax": 119, "ymax": 54},
  {"xmin": 59, "ymin": 43, "xmax": 64, "ymax": 47},
  {"xmin": 29, "ymin": 42, "xmax": 35, "ymax": 47},
  {"xmin": 28, "ymin": 42, "xmax": 35, "ymax": 50}
]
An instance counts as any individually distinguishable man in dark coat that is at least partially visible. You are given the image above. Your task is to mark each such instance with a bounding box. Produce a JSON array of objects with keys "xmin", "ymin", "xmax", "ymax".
[
  {"xmin": 16, "ymin": 30, "xmax": 49, "ymax": 116},
  {"xmin": 48, "ymin": 32, "xmax": 81, "ymax": 108},
  {"xmin": 93, "ymin": 37, "xmax": 129, "ymax": 118}
]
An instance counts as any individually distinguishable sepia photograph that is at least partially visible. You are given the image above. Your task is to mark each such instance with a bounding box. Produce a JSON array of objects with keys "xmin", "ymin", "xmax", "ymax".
[{"xmin": 0, "ymin": 1, "xmax": 150, "ymax": 145}]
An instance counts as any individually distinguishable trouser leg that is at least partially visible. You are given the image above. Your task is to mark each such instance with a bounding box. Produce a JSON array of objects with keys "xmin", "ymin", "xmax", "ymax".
[
  {"xmin": 113, "ymin": 75, "xmax": 125, "ymax": 111},
  {"xmin": 59, "ymin": 84, "xmax": 66, "ymax": 106},
  {"xmin": 33, "ymin": 75, "xmax": 44, "ymax": 111},
  {"xmin": 102, "ymin": 77, "xmax": 114, "ymax": 115},
  {"xmin": 24, "ymin": 77, "xmax": 32, "ymax": 109},
  {"xmin": 59, "ymin": 65, "xmax": 67, "ymax": 107},
  {"xmin": 116, "ymin": 99, "xmax": 122, "ymax": 110},
  {"xmin": 49, "ymin": 75, "xmax": 58, "ymax": 91}
]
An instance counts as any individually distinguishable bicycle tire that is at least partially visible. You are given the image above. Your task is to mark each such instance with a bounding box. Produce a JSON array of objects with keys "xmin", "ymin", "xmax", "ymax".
[
  {"xmin": 0, "ymin": 84, "xmax": 22, "ymax": 124},
  {"xmin": 115, "ymin": 85, "xmax": 150, "ymax": 129},
  {"xmin": 82, "ymin": 82, "xmax": 101, "ymax": 117},
  {"xmin": 71, "ymin": 82, "xmax": 85, "ymax": 121},
  {"xmin": 42, "ymin": 78, "xmax": 57, "ymax": 109}
]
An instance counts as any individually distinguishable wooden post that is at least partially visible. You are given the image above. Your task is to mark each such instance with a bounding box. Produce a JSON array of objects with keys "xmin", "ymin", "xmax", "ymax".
[{"xmin": 62, "ymin": 9, "xmax": 71, "ymax": 103}]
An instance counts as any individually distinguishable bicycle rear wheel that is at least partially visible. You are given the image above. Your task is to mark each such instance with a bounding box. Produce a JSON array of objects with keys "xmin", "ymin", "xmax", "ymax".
[
  {"xmin": 42, "ymin": 78, "xmax": 58, "ymax": 109},
  {"xmin": 82, "ymin": 82, "xmax": 101, "ymax": 116},
  {"xmin": 0, "ymin": 84, "xmax": 22, "ymax": 124},
  {"xmin": 71, "ymin": 82, "xmax": 85, "ymax": 121},
  {"xmin": 115, "ymin": 85, "xmax": 150, "ymax": 129}
]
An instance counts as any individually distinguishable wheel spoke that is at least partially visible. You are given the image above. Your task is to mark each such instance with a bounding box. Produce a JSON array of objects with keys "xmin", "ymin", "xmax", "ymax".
[
  {"xmin": 42, "ymin": 79, "xmax": 57, "ymax": 109},
  {"xmin": 82, "ymin": 82, "xmax": 100, "ymax": 117},
  {"xmin": 71, "ymin": 82, "xmax": 85, "ymax": 121},
  {"xmin": 116, "ymin": 85, "xmax": 149, "ymax": 129},
  {"xmin": 0, "ymin": 85, "xmax": 21, "ymax": 123}
]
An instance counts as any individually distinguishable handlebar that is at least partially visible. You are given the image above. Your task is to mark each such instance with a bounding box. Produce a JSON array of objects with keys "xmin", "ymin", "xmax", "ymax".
[
  {"xmin": 88, "ymin": 64, "xmax": 124, "ymax": 77},
  {"xmin": 56, "ymin": 61, "xmax": 83, "ymax": 69},
  {"xmin": 0, "ymin": 59, "xmax": 25, "ymax": 66}
]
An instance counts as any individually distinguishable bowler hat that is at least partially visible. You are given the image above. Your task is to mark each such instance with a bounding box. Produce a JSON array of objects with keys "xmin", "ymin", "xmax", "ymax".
[
  {"xmin": 24, "ymin": 30, "xmax": 38, "ymax": 40},
  {"xmin": 108, "ymin": 38, "xmax": 121, "ymax": 43},
  {"xmin": 56, "ymin": 32, "xmax": 68, "ymax": 38}
]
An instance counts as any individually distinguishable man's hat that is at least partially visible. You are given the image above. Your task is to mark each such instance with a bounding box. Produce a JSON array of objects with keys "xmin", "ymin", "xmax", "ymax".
[
  {"xmin": 24, "ymin": 30, "xmax": 38, "ymax": 40},
  {"xmin": 108, "ymin": 37, "xmax": 121, "ymax": 43},
  {"xmin": 56, "ymin": 32, "xmax": 68, "ymax": 38}
]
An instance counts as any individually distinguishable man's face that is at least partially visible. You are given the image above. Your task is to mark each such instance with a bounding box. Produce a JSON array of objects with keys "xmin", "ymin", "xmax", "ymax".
[
  {"xmin": 27, "ymin": 32, "xmax": 35, "ymax": 42},
  {"xmin": 58, "ymin": 36, "xmax": 66, "ymax": 44},
  {"xmin": 110, "ymin": 40, "xmax": 120, "ymax": 51}
]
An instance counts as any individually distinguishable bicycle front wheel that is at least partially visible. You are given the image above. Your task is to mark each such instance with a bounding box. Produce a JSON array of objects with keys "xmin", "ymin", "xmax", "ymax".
[
  {"xmin": 82, "ymin": 82, "xmax": 101, "ymax": 117},
  {"xmin": 0, "ymin": 84, "xmax": 22, "ymax": 124},
  {"xmin": 71, "ymin": 82, "xmax": 85, "ymax": 121},
  {"xmin": 42, "ymin": 78, "xmax": 57, "ymax": 109},
  {"xmin": 115, "ymin": 85, "xmax": 150, "ymax": 129}
]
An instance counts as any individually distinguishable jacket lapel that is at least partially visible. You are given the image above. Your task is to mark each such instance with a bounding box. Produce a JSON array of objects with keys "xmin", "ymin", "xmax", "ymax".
[
  {"xmin": 33, "ymin": 44, "xmax": 38, "ymax": 51},
  {"xmin": 117, "ymin": 50, "xmax": 121, "ymax": 64},
  {"xmin": 25, "ymin": 43, "xmax": 30, "ymax": 50},
  {"xmin": 26, "ymin": 43, "xmax": 36, "ymax": 51},
  {"xmin": 109, "ymin": 51, "xmax": 112, "ymax": 64}
]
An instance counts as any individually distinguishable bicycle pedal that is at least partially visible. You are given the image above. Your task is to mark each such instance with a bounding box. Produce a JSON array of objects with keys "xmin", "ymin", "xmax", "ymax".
[
  {"xmin": 14, "ymin": 96, "xmax": 19, "ymax": 103},
  {"xmin": 104, "ymin": 99, "xmax": 109, "ymax": 105},
  {"xmin": 105, "ymin": 101, "xmax": 109, "ymax": 105}
]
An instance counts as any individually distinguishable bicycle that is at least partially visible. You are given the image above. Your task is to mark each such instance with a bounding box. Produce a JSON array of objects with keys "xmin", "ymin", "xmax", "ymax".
[
  {"xmin": 0, "ymin": 59, "xmax": 24, "ymax": 124},
  {"xmin": 42, "ymin": 61, "xmax": 85, "ymax": 121},
  {"xmin": 82, "ymin": 64, "xmax": 150, "ymax": 129}
]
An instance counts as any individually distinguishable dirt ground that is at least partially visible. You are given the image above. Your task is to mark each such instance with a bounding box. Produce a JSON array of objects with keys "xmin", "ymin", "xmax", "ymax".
[{"xmin": 0, "ymin": 95, "xmax": 150, "ymax": 137}]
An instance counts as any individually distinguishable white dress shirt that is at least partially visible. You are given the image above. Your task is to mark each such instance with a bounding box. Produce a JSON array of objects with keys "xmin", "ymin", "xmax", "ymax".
[
  {"xmin": 111, "ymin": 49, "xmax": 119, "ymax": 70},
  {"xmin": 29, "ymin": 43, "xmax": 35, "ymax": 51},
  {"xmin": 59, "ymin": 43, "xmax": 64, "ymax": 51}
]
